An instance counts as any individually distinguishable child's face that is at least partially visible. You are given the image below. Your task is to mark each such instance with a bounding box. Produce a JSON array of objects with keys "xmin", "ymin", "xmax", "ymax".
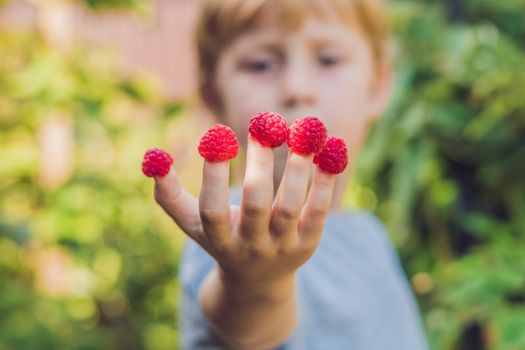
[{"xmin": 214, "ymin": 10, "xmax": 390, "ymax": 179}]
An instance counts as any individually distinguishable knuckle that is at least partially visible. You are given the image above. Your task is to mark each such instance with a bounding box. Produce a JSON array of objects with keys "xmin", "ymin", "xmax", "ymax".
[
  {"xmin": 308, "ymin": 205, "xmax": 327, "ymax": 221},
  {"xmin": 200, "ymin": 207, "xmax": 227, "ymax": 226},
  {"xmin": 247, "ymin": 247, "xmax": 264, "ymax": 260},
  {"xmin": 242, "ymin": 242, "xmax": 268, "ymax": 260},
  {"xmin": 276, "ymin": 244, "xmax": 296, "ymax": 257},
  {"xmin": 242, "ymin": 202, "xmax": 264, "ymax": 219},
  {"xmin": 275, "ymin": 205, "xmax": 299, "ymax": 222}
]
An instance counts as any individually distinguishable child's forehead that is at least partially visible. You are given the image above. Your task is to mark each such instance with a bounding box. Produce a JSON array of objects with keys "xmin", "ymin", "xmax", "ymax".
[
  {"xmin": 210, "ymin": 0, "xmax": 369, "ymax": 52},
  {"xmin": 252, "ymin": 0, "xmax": 360, "ymax": 32},
  {"xmin": 223, "ymin": 0, "xmax": 364, "ymax": 50},
  {"xmin": 232, "ymin": 20, "xmax": 363, "ymax": 52}
]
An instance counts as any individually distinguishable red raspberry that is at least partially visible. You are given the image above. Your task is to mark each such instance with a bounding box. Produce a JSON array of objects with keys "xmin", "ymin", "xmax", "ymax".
[
  {"xmin": 313, "ymin": 136, "xmax": 349, "ymax": 174},
  {"xmin": 142, "ymin": 148, "xmax": 173, "ymax": 177},
  {"xmin": 198, "ymin": 124, "xmax": 239, "ymax": 161},
  {"xmin": 248, "ymin": 112, "xmax": 288, "ymax": 148},
  {"xmin": 286, "ymin": 117, "xmax": 328, "ymax": 155}
]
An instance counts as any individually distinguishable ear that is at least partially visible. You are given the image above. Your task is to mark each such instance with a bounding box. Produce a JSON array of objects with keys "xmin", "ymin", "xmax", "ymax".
[{"xmin": 367, "ymin": 60, "xmax": 393, "ymax": 122}]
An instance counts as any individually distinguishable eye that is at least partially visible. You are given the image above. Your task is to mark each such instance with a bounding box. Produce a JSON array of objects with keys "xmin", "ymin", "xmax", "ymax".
[
  {"xmin": 318, "ymin": 54, "xmax": 340, "ymax": 68},
  {"xmin": 240, "ymin": 59, "xmax": 276, "ymax": 74}
]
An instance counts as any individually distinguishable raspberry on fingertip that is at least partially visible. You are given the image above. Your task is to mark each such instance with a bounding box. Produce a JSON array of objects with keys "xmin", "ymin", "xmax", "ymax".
[
  {"xmin": 313, "ymin": 136, "xmax": 349, "ymax": 174},
  {"xmin": 198, "ymin": 124, "xmax": 239, "ymax": 161},
  {"xmin": 287, "ymin": 117, "xmax": 328, "ymax": 155},
  {"xmin": 248, "ymin": 111, "xmax": 288, "ymax": 148},
  {"xmin": 142, "ymin": 148, "xmax": 174, "ymax": 177}
]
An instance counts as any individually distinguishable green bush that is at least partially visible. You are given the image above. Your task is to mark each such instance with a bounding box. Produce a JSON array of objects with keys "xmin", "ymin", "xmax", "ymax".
[
  {"xmin": 353, "ymin": 1, "xmax": 525, "ymax": 349},
  {"xmin": 0, "ymin": 31, "xmax": 184, "ymax": 350}
]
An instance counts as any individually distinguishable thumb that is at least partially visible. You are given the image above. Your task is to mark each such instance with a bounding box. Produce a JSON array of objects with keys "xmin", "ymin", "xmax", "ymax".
[{"xmin": 153, "ymin": 169, "xmax": 203, "ymax": 241}]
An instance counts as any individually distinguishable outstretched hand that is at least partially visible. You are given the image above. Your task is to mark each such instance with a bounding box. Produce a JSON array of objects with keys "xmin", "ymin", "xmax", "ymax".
[{"xmin": 153, "ymin": 134, "xmax": 337, "ymax": 285}]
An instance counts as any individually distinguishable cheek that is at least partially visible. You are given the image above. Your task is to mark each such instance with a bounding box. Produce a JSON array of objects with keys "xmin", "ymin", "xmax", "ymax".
[
  {"xmin": 322, "ymin": 62, "xmax": 372, "ymax": 108},
  {"xmin": 318, "ymin": 63, "xmax": 375, "ymax": 150}
]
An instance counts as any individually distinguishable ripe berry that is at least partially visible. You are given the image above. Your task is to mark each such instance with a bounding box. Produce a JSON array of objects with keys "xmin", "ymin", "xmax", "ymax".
[
  {"xmin": 198, "ymin": 124, "xmax": 239, "ymax": 161},
  {"xmin": 142, "ymin": 148, "xmax": 173, "ymax": 177},
  {"xmin": 313, "ymin": 136, "xmax": 349, "ymax": 174},
  {"xmin": 248, "ymin": 112, "xmax": 288, "ymax": 148},
  {"xmin": 287, "ymin": 117, "xmax": 328, "ymax": 155}
]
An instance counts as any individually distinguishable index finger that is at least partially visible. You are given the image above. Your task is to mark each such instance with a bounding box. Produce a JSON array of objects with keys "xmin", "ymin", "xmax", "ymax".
[
  {"xmin": 239, "ymin": 135, "xmax": 274, "ymax": 244},
  {"xmin": 199, "ymin": 160, "xmax": 234, "ymax": 250}
]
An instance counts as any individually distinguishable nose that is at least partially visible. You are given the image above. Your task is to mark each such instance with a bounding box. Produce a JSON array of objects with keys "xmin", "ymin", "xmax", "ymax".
[{"xmin": 280, "ymin": 50, "xmax": 317, "ymax": 109}]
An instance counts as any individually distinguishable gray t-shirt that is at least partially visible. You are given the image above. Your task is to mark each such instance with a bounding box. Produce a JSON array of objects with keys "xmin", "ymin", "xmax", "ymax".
[{"xmin": 179, "ymin": 188, "xmax": 429, "ymax": 349}]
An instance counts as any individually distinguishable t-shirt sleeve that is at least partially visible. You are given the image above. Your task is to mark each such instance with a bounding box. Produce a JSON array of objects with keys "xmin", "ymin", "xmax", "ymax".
[{"xmin": 359, "ymin": 212, "xmax": 429, "ymax": 350}]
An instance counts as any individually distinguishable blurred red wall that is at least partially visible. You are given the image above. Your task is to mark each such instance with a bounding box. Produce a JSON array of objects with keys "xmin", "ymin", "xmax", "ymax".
[{"xmin": 0, "ymin": 0, "xmax": 200, "ymax": 100}]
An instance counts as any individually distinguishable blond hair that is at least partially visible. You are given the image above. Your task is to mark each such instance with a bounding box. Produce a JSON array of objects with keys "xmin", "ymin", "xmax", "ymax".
[{"xmin": 195, "ymin": 0, "xmax": 389, "ymax": 112}]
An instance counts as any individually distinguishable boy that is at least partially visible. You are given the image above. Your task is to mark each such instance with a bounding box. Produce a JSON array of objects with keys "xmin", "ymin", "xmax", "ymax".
[{"xmin": 153, "ymin": 0, "xmax": 429, "ymax": 349}]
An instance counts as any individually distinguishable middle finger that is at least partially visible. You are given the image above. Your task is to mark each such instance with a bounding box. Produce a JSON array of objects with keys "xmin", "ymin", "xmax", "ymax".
[{"xmin": 239, "ymin": 135, "xmax": 274, "ymax": 245}]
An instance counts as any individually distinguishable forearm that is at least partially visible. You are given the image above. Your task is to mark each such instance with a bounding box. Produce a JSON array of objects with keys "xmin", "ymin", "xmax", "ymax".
[{"xmin": 198, "ymin": 266, "xmax": 298, "ymax": 350}]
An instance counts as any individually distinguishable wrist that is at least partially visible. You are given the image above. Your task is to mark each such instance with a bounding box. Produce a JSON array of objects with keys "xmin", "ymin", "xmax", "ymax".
[
  {"xmin": 199, "ymin": 266, "xmax": 299, "ymax": 350},
  {"xmin": 216, "ymin": 266, "xmax": 296, "ymax": 303}
]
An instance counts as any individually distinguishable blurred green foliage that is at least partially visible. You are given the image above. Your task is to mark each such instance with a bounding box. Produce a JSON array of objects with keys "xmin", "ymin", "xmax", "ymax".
[
  {"xmin": 0, "ymin": 30, "xmax": 185, "ymax": 349},
  {"xmin": 353, "ymin": 0, "xmax": 525, "ymax": 349}
]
